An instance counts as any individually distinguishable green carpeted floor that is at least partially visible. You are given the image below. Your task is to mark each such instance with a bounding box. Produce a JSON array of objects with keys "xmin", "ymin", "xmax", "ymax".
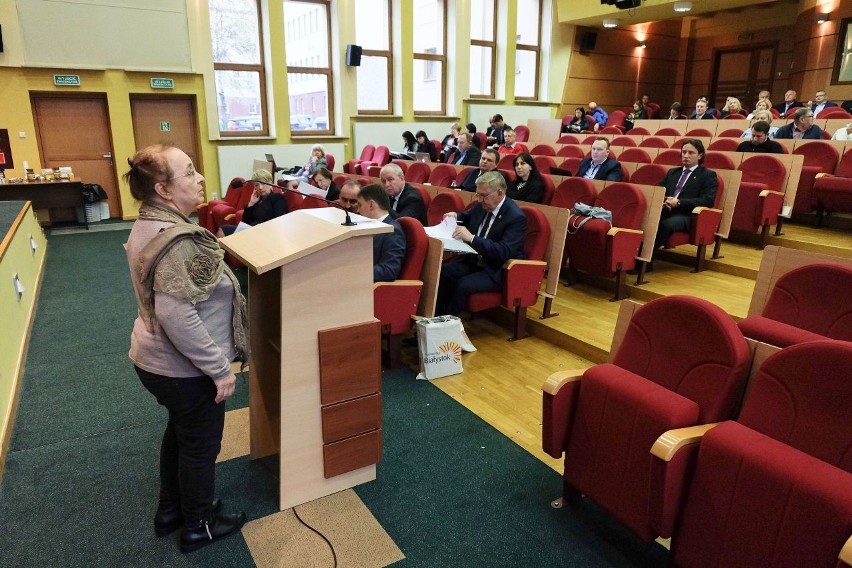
[{"xmin": 0, "ymin": 229, "xmax": 667, "ymax": 567}]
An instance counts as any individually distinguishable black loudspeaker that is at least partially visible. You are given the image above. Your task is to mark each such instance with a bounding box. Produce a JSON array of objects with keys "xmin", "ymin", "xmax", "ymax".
[
  {"xmin": 580, "ymin": 31, "xmax": 597, "ymax": 52},
  {"xmin": 0, "ymin": 25, "xmax": 4, "ymax": 53},
  {"xmin": 345, "ymin": 44, "xmax": 362, "ymax": 66}
]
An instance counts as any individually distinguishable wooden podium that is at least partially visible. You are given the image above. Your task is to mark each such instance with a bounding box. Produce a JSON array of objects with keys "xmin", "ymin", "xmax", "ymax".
[{"xmin": 220, "ymin": 207, "xmax": 391, "ymax": 510}]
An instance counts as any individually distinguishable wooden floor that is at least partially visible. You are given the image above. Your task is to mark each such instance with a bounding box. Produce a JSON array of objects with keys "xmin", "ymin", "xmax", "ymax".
[{"xmin": 405, "ymin": 220, "xmax": 852, "ymax": 476}]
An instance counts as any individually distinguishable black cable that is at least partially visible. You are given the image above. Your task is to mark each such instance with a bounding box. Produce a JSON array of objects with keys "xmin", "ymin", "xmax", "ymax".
[{"xmin": 292, "ymin": 505, "xmax": 338, "ymax": 568}]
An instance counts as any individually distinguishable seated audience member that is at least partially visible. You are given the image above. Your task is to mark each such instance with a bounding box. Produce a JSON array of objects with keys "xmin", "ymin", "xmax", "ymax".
[
  {"xmin": 808, "ymin": 89, "xmax": 838, "ymax": 116},
  {"xmin": 624, "ymin": 100, "xmax": 647, "ymax": 131},
  {"xmin": 741, "ymin": 110, "xmax": 778, "ymax": 138},
  {"xmin": 842, "ymin": 100, "xmax": 852, "ymax": 114},
  {"xmin": 451, "ymin": 132, "xmax": 482, "ymax": 166},
  {"xmin": 379, "ymin": 163, "xmax": 427, "ymax": 224},
  {"xmin": 312, "ymin": 167, "xmax": 339, "ymax": 201},
  {"xmin": 774, "ymin": 108, "xmax": 823, "ymax": 139},
  {"xmin": 577, "ymin": 137, "xmax": 623, "ymax": 182},
  {"xmin": 356, "ymin": 184, "xmax": 406, "ymax": 283},
  {"xmin": 486, "ymin": 114, "xmax": 511, "ymax": 146},
  {"xmin": 719, "ymin": 97, "xmax": 744, "ymax": 118},
  {"xmin": 440, "ymin": 122, "xmax": 461, "ymax": 162},
  {"xmin": 689, "ymin": 97, "xmax": 718, "ymax": 120},
  {"xmin": 460, "ymin": 148, "xmax": 501, "ymax": 191},
  {"xmin": 754, "ymin": 90, "xmax": 770, "ymax": 109},
  {"xmin": 436, "ymin": 171, "xmax": 527, "ymax": 315},
  {"xmin": 337, "ymin": 180, "xmax": 361, "ymax": 212},
  {"xmin": 631, "ymin": 139, "xmax": 717, "ymax": 274},
  {"xmin": 736, "ymin": 121, "xmax": 784, "ymax": 153},
  {"xmin": 641, "ymin": 94, "xmax": 651, "ymax": 107},
  {"xmin": 774, "ymin": 90, "xmax": 804, "ymax": 115},
  {"xmin": 746, "ymin": 98, "xmax": 772, "ymax": 120},
  {"xmin": 564, "ymin": 107, "xmax": 589, "ymax": 133},
  {"xmin": 415, "ymin": 130, "xmax": 437, "ymax": 162},
  {"xmin": 498, "ymin": 128, "xmax": 527, "ymax": 155},
  {"xmin": 218, "ymin": 169, "xmax": 285, "ymax": 236},
  {"xmin": 588, "ymin": 102, "xmax": 608, "ymax": 130},
  {"xmin": 832, "ymin": 122, "xmax": 852, "ymax": 141},
  {"xmin": 667, "ymin": 102, "xmax": 687, "ymax": 120},
  {"xmin": 507, "ymin": 153, "xmax": 546, "ymax": 204},
  {"xmin": 401, "ymin": 131, "xmax": 417, "ymax": 153},
  {"xmin": 294, "ymin": 144, "xmax": 328, "ymax": 181}
]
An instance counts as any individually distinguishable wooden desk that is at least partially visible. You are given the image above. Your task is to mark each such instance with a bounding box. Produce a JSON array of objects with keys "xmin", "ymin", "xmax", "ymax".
[{"xmin": 0, "ymin": 181, "xmax": 86, "ymax": 228}]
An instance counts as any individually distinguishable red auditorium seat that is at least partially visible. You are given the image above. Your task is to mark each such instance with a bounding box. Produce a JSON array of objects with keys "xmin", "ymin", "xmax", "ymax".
[
  {"xmin": 426, "ymin": 191, "xmax": 465, "ymax": 226},
  {"xmin": 639, "ymin": 136, "xmax": 670, "ymax": 149},
  {"xmin": 610, "ymin": 136, "xmax": 637, "ymax": 147},
  {"xmin": 791, "ymin": 141, "xmax": 840, "ymax": 214},
  {"xmin": 717, "ymin": 127, "xmax": 745, "ymax": 137},
  {"xmin": 653, "ymin": 149, "xmax": 683, "ymax": 166},
  {"xmin": 701, "ymin": 152, "xmax": 736, "ymax": 170},
  {"xmin": 533, "ymin": 155, "xmax": 557, "ymax": 175},
  {"xmin": 550, "ymin": 177, "xmax": 596, "ymax": 210},
  {"xmin": 685, "ymin": 128, "xmax": 713, "ymax": 137},
  {"xmin": 427, "ymin": 164, "xmax": 456, "ymax": 188},
  {"xmin": 731, "ymin": 154, "xmax": 787, "ymax": 247},
  {"xmin": 629, "ymin": 163, "xmax": 667, "ymax": 185},
  {"xmin": 557, "ymin": 134, "xmax": 580, "ymax": 144},
  {"xmin": 405, "ymin": 161, "xmax": 431, "ymax": 184},
  {"xmin": 707, "ymin": 138, "xmax": 741, "ymax": 151},
  {"xmin": 197, "ymin": 176, "xmax": 245, "ymax": 233},
  {"xmin": 454, "ymin": 166, "xmax": 475, "ymax": 188},
  {"xmin": 813, "ymin": 147, "xmax": 852, "ymax": 226},
  {"xmin": 514, "ymin": 125, "xmax": 530, "ymax": 142},
  {"xmin": 629, "ymin": 126, "xmax": 651, "ymax": 135},
  {"xmin": 556, "ymin": 145, "xmax": 585, "ymax": 158},
  {"xmin": 531, "ymin": 144, "xmax": 556, "ymax": 156},
  {"xmin": 663, "ymin": 173, "xmax": 727, "ymax": 272},
  {"xmin": 345, "ymin": 144, "xmax": 374, "ymax": 174},
  {"xmin": 655, "ymin": 127, "xmax": 681, "ymax": 136},
  {"xmin": 558, "ymin": 158, "xmax": 582, "ymax": 176},
  {"xmin": 618, "ymin": 148, "xmax": 652, "ymax": 164}
]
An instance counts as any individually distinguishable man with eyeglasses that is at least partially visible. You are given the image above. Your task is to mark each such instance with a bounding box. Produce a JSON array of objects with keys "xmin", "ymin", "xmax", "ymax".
[
  {"xmin": 807, "ymin": 89, "xmax": 838, "ymax": 117},
  {"xmin": 459, "ymin": 148, "xmax": 504, "ymax": 191},
  {"xmin": 436, "ymin": 171, "xmax": 526, "ymax": 316},
  {"xmin": 774, "ymin": 107, "xmax": 824, "ymax": 140}
]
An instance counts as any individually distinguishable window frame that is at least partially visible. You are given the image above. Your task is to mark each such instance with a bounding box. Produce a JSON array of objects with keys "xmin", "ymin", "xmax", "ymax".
[
  {"xmin": 356, "ymin": 1, "xmax": 394, "ymax": 115},
  {"xmin": 514, "ymin": 0, "xmax": 543, "ymax": 101},
  {"xmin": 469, "ymin": 0, "xmax": 497, "ymax": 99},
  {"xmin": 412, "ymin": 0, "xmax": 448, "ymax": 116}
]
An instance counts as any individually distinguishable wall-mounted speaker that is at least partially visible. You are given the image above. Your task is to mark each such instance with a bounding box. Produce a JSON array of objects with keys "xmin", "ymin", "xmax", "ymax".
[
  {"xmin": 0, "ymin": 25, "xmax": 4, "ymax": 53},
  {"xmin": 345, "ymin": 44, "xmax": 362, "ymax": 67},
  {"xmin": 580, "ymin": 31, "xmax": 597, "ymax": 52}
]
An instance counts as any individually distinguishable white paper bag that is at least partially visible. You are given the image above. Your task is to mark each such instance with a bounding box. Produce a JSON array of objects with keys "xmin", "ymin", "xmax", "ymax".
[{"xmin": 415, "ymin": 316, "xmax": 476, "ymax": 380}]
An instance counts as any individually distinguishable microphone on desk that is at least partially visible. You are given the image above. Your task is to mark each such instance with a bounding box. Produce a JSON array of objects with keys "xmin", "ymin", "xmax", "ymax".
[{"xmin": 232, "ymin": 179, "xmax": 357, "ymax": 226}]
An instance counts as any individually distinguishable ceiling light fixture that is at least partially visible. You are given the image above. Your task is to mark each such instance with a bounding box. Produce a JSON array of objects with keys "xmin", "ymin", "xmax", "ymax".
[
  {"xmin": 673, "ymin": 1, "xmax": 693, "ymax": 12},
  {"xmin": 816, "ymin": 13, "xmax": 829, "ymax": 24},
  {"xmin": 603, "ymin": 19, "xmax": 618, "ymax": 29}
]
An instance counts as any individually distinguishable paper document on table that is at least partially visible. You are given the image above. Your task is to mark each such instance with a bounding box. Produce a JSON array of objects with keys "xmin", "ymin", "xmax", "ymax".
[
  {"xmin": 424, "ymin": 216, "xmax": 477, "ymax": 254},
  {"xmin": 233, "ymin": 222, "xmax": 253, "ymax": 234}
]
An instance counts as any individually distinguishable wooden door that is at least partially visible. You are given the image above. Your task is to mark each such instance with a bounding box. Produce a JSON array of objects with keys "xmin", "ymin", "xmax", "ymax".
[
  {"xmin": 130, "ymin": 96, "xmax": 201, "ymax": 174},
  {"xmin": 31, "ymin": 94, "xmax": 121, "ymax": 219},
  {"xmin": 711, "ymin": 43, "xmax": 776, "ymax": 112}
]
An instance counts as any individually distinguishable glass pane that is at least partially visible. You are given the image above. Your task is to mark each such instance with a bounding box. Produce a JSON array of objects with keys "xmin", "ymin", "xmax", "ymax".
[
  {"xmin": 516, "ymin": 0, "xmax": 540, "ymax": 45},
  {"xmin": 514, "ymin": 49, "xmax": 538, "ymax": 99},
  {"xmin": 413, "ymin": 0, "xmax": 444, "ymax": 55},
  {"xmin": 355, "ymin": 0, "xmax": 390, "ymax": 50},
  {"xmin": 413, "ymin": 58, "xmax": 443, "ymax": 112},
  {"xmin": 215, "ymin": 70, "xmax": 263, "ymax": 131},
  {"xmin": 357, "ymin": 56, "xmax": 390, "ymax": 111},
  {"xmin": 470, "ymin": 0, "xmax": 494, "ymax": 42},
  {"xmin": 284, "ymin": 1, "xmax": 330, "ymax": 67},
  {"xmin": 209, "ymin": 0, "xmax": 261, "ymax": 64},
  {"xmin": 469, "ymin": 46, "xmax": 493, "ymax": 97},
  {"xmin": 287, "ymin": 72, "xmax": 329, "ymax": 131}
]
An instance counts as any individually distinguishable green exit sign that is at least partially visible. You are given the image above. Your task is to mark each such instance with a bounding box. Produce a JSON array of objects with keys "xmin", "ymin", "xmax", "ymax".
[
  {"xmin": 151, "ymin": 78, "xmax": 175, "ymax": 89},
  {"xmin": 54, "ymin": 75, "xmax": 81, "ymax": 86}
]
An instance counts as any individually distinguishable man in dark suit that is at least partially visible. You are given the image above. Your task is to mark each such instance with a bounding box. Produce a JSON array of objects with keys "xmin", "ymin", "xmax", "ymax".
[
  {"xmin": 773, "ymin": 89, "xmax": 804, "ymax": 116},
  {"xmin": 688, "ymin": 97, "xmax": 719, "ymax": 120},
  {"xmin": 459, "ymin": 148, "xmax": 502, "ymax": 191},
  {"xmin": 357, "ymin": 183, "xmax": 406, "ymax": 282},
  {"xmin": 380, "ymin": 163, "xmax": 427, "ymax": 224},
  {"xmin": 576, "ymin": 137, "xmax": 623, "ymax": 181},
  {"xmin": 774, "ymin": 108, "xmax": 824, "ymax": 140},
  {"xmin": 451, "ymin": 132, "xmax": 482, "ymax": 166},
  {"xmin": 633, "ymin": 139, "xmax": 717, "ymax": 274},
  {"xmin": 437, "ymin": 171, "xmax": 527, "ymax": 315},
  {"xmin": 486, "ymin": 114, "xmax": 511, "ymax": 146},
  {"xmin": 736, "ymin": 121, "xmax": 784, "ymax": 153},
  {"xmin": 808, "ymin": 89, "xmax": 839, "ymax": 116}
]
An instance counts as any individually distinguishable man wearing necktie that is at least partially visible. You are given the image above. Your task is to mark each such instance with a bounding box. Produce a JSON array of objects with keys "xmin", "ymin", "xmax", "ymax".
[
  {"xmin": 437, "ymin": 171, "xmax": 527, "ymax": 315},
  {"xmin": 576, "ymin": 137, "xmax": 623, "ymax": 181},
  {"xmin": 635, "ymin": 139, "xmax": 717, "ymax": 273}
]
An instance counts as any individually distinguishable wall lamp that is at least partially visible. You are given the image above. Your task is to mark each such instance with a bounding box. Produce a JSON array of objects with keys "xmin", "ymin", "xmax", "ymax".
[
  {"xmin": 816, "ymin": 13, "xmax": 830, "ymax": 24},
  {"xmin": 673, "ymin": 1, "xmax": 692, "ymax": 12},
  {"xmin": 603, "ymin": 19, "xmax": 618, "ymax": 29}
]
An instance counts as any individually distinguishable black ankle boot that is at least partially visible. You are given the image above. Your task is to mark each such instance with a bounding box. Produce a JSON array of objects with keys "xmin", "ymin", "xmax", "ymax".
[
  {"xmin": 180, "ymin": 512, "xmax": 247, "ymax": 553},
  {"xmin": 154, "ymin": 498, "xmax": 222, "ymax": 537}
]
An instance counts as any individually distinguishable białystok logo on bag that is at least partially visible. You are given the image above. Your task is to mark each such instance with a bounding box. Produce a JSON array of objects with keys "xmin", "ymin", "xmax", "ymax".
[{"xmin": 422, "ymin": 341, "xmax": 462, "ymax": 365}]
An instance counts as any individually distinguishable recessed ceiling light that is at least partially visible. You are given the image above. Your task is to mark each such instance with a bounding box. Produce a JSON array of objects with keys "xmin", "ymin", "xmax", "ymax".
[{"xmin": 674, "ymin": 1, "xmax": 692, "ymax": 12}]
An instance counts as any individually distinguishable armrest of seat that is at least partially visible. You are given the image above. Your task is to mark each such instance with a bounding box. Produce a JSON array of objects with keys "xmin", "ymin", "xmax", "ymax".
[
  {"xmin": 606, "ymin": 227, "xmax": 644, "ymax": 272},
  {"xmin": 374, "ymin": 280, "xmax": 424, "ymax": 335},
  {"xmin": 503, "ymin": 259, "xmax": 547, "ymax": 308},
  {"xmin": 840, "ymin": 534, "xmax": 852, "ymax": 566},
  {"xmin": 541, "ymin": 369, "xmax": 586, "ymax": 459},
  {"xmin": 757, "ymin": 190, "xmax": 785, "ymax": 224},
  {"xmin": 690, "ymin": 207, "xmax": 723, "ymax": 242},
  {"xmin": 648, "ymin": 423, "xmax": 719, "ymax": 538}
]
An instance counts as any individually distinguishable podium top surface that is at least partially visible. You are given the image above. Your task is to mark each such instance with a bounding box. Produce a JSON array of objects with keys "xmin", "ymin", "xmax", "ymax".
[{"xmin": 219, "ymin": 208, "xmax": 392, "ymax": 274}]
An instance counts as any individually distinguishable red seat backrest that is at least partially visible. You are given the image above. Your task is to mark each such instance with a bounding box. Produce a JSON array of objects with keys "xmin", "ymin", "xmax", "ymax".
[
  {"xmin": 599, "ymin": 126, "xmax": 621, "ymax": 134},
  {"xmin": 390, "ymin": 159, "xmax": 409, "ymax": 173},
  {"xmin": 497, "ymin": 154, "xmax": 516, "ymax": 170},
  {"xmin": 595, "ymin": 182, "xmax": 646, "ymax": 229},
  {"xmin": 707, "ymin": 138, "xmax": 740, "ymax": 151},
  {"xmin": 303, "ymin": 194, "xmax": 329, "ymax": 208},
  {"xmin": 534, "ymin": 156, "xmax": 557, "ymax": 174},
  {"xmin": 406, "ymin": 161, "xmax": 431, "ymax": 184},
  {"xmin": 737, "ymin": 339, "xmax": 852, "ymax": 470},
  {"xmin": 817, "ymin": 108, "xmax": 852, "ymax": 119},
  {"xmin": 557, "ymin": 134, "xmax": 580, "ymax": 144},
  {"xmin": 656, "ymin": 127, "xmax": 680, "ymax": 136},
  {"xmin": 612, "ymin": 295, "xmax": 751, "ymax": 423},
  {"xmin": 325, "ymin": 153, "xmax": 335, "ymax": 171},
  {"xmin": 629, "ymin": 127, "xmax": 651, "ymax": 135},
  {"xmin": 611, "ymin": 136, "xmax": 637, "ymax": 147},
  {"xmin": 556, "ymin": 145, "xmax": 585, "ymax": 158},
  {"xmin": 277, "ymin": 179, "xmax": 303, "ymax": 211},
  {"xmin": 427, "ymin": 164, "xmax": 456, "ymax": 188},
  {"xmin": 793, "ymin": 140, "xmax": 840, "ymax": 171},
  {"xmin": 541, "ymin": 175, "xmax": 555, "ymax": 205},
  {"xmin": 837, "ymin": 148, "xmax": 852, "ymax": 177},
  {"xmin": 717, "ymin": 128, "xmax": 744, "ymax": 138},
  {"xmin": 427, "ymin": 191, "xmax": 465, "ymax": 226},
  {"xmin": 558, "ymin": 157, "xmax": 582, "ymax": 175},
  {"xmin": 581, "ymin": 135, "xmax": 599, "ymax": 145},
  {"xmin": 514, "ymin": 125, "xmax": 530, "ymax": 142},
  {"xmin": 630, "ymin": 163, "xmax": 667, "ymax": 185},
  {"xmin": 372, "ymin": 145, "xmax": 390, "ymax": 165},
  {"xmin": 703, "ymin": 152, "xmax": 737, "ymax": 170},
  {"xmin": 357, "ymin": 145, "xmax": 375, "ymax": 161},
  {"xmin": 738, "ymin": 154, "xmax": 786, "ymax": 188},
  {"xmin": 455, "ymin": 166, "xmax": 475, "ymax": 187},
  {"xmin": 686, "ymin": 128, "xmax": 714, "ymax": 137},
  {"xmin": 722, "ymin": 113, "xmax": 746, "ymax": 120},
  {"xmin": 397, "ymin": 217, "xmax": 428, "ymax": 280},
  {"xmin": 410, "ymin": 184, "xmax": 432, "ymax": 210},
  {"xmin": 618, "ymin": 148, "xmax": 652, "ymax": 164},
  {"xmin": 520, "ymin": 206, "xmax": 550, "ymax": 261},
  {"xmin": 653, "ymin": 149, "xmax": 683, "ymax": 166},
  {"xmin": 551, "ymin": 177, "xmax": 596, "ymax": 209},
  {"xmin": 639, "ymin": 136, "xmax": 669, "ymax": 149},
  {"xmin": 531, "ymin": 144, "xmax": 556, "ymax": 156}
]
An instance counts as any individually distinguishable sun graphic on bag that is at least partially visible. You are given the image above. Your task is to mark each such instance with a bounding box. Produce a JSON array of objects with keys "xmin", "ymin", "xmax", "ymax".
[{"xmin": 439, "ymin": 342, "xmax": 462, "ymax": 363}]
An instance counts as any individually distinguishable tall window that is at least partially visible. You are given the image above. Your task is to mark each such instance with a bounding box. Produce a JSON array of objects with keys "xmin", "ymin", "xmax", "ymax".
[
  {"xmin": 470, "ymin": 0, "xmax": 496, "ymax": 98},
  {"xmin": 413, "ymin": 0, "xmax": 447, "ymax": 115},
  {"xmin": 356, "ymin": 0, "xmax": 393, "ymax": 114},
  {"xmin": 210, "ymin": 0, "xmax": 268, "ymax": 136},
  {"xmin": 284, "ymin": 0, "xmax": 334, "ymax": 135},
  {"xmin": 515, "ymin": 0, "xmax": 542, "ymax": 100}
]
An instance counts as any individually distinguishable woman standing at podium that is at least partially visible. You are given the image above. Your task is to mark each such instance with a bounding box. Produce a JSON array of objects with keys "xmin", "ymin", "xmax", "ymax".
[{"xmin": 124, "ymin": 144, "xmax": 248, "ymax": 553}]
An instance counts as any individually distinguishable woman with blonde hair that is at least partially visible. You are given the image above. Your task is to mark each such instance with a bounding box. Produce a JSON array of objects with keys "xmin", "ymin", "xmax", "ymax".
[
  {"xmin": 746, "ymin": 98, "xmax": 773, "ymax": 120},
  {"xmin": 295, "ymin": 144, "xmax": 327, "ymax": 181}
]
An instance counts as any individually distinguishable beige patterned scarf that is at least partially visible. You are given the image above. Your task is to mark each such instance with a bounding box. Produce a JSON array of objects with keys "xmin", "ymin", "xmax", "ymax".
[{"xmin": 135, "ymin": 203, "xmax": 249, "ymax": 365}]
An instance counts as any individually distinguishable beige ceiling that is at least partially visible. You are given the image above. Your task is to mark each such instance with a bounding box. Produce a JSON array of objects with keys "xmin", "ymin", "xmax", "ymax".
[{"xmin": 556, "ymin": 0, "xmax": 783, "ymax": 29}]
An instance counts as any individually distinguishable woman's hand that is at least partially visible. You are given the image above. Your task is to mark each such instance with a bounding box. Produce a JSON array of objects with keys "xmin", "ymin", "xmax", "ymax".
[
  {"xmin": 248, "ymin": 189, "xmax": 261, "ymax": 206},
  {"xmin": 213, "ymin": 372, "xmax": 237, "ymax": 403}
]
